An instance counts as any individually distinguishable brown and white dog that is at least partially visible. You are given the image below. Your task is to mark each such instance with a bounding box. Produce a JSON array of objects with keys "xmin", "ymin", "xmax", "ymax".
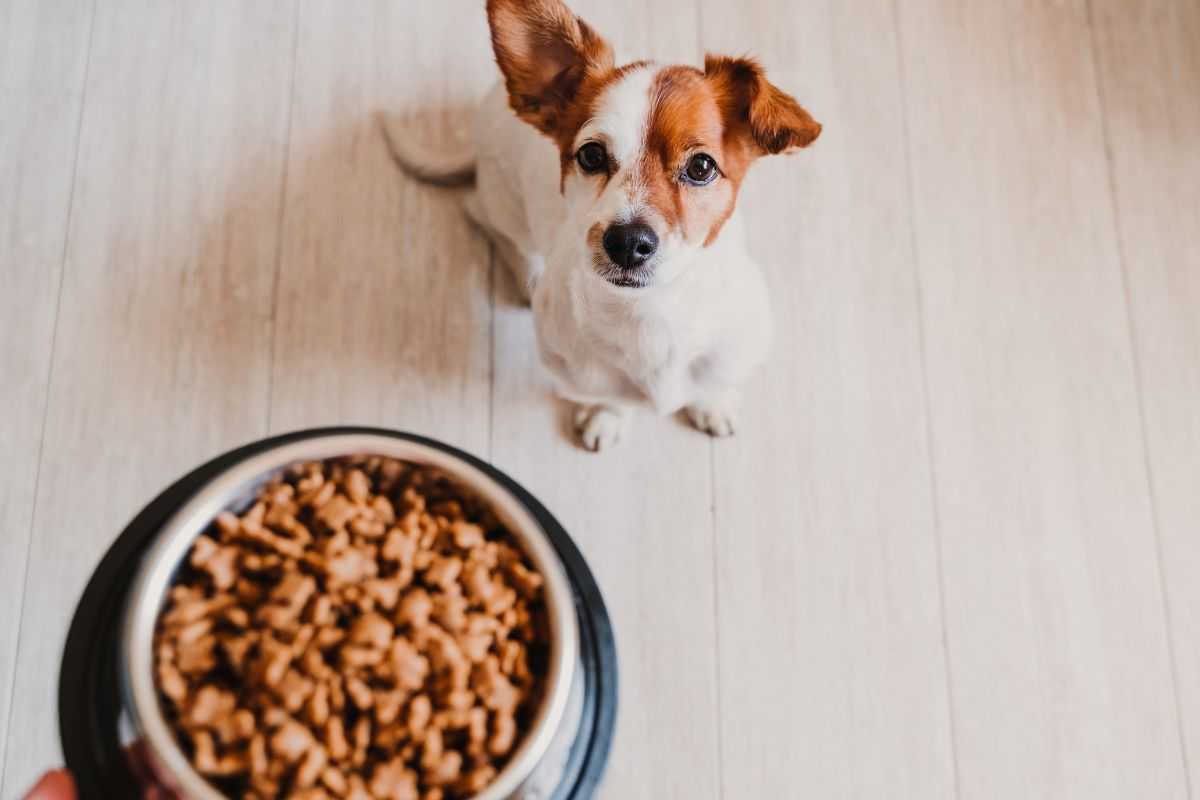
[{"xmin": 383, "ymin": 0, "xmax": 820, "ymax": 450}]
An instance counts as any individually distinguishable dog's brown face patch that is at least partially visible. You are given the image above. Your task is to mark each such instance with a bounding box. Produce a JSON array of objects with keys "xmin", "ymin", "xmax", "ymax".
[{"xmin": 640, "ymin": 66, "xmax": 749, "ymax": 247}]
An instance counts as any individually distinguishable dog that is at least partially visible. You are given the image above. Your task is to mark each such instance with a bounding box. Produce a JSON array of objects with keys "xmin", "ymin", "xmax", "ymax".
[{"xmin": 383, "ymin": 0, "xmax": 821, "ymax": 451}]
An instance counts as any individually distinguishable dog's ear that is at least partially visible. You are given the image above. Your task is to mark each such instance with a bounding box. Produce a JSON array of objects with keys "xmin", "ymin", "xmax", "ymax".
[
  {"xmin": 486, "ymin": 0, "xmax": 614, "ymax": 137},
  {"xmin": 705, "ymin": 55, "xmax": 821, "ymax": 155}
]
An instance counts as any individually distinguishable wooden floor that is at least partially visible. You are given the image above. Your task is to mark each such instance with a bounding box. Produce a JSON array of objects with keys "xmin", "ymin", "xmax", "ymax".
[{"xmin": 2, "ymin": 0, "xmax": 1197, "ymax": 797}]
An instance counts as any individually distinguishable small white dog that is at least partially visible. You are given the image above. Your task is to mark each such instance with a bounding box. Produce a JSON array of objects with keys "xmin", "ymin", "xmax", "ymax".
[{"xmin": 384, "ymin": 0, "xmax": 820, "ymax": 451}]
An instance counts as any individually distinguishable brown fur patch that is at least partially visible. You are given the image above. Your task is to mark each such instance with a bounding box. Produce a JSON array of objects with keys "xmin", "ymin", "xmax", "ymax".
[
  {"xmin": 586, "ymin": 222, "xmax": 605, "ymax": 252},
  {"xmin": 486, "ymin": 0, "xmax": 654, "ymax": 191},
  {"xmin": 704, "ymin": 55, "xmax": 822, "ymax": 154},
  {"xmin": 638, "ymin": 67, "xmax": 747, "ymax": 247},
  {"xmin": 486, "ymin": 0, "xmax": 614, "ymax": 137}
]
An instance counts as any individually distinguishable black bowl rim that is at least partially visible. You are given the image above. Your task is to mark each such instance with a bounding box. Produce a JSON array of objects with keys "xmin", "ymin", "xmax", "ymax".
[{"xmin": 58, "ymin": 426, "xmax": 617, "ymax": 800}]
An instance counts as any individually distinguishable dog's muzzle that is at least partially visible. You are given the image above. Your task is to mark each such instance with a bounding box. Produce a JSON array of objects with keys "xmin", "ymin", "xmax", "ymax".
[{"xmin": 602, "ymin": 222, "xmax": 658, "ymax": 269}]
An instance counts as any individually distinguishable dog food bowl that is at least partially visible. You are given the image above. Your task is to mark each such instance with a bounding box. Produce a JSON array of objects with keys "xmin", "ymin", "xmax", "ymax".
[{"xmin": 59, "ymin": 427, "xmax": 617, "ymax": 799}]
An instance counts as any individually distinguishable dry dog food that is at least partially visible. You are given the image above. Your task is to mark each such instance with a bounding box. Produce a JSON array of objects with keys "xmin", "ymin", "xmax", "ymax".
[{"xmin": 153, "ymin": 456, "xmax": 549, "ymax": 799}]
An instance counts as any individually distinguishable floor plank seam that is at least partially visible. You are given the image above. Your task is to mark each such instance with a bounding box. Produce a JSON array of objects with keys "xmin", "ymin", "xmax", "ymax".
[
  {"xmin": 1082, "ymin": 2, "xmax": 1195, "ymax": 795},
  {"xmin": 889, "ymin": 1, "xmax": 963, "ymax": 796},
  {"xmin": 706, "ymin": 437, "xmax": 726, "ymax": 800},
  {"xmin": 263, "ymin": 0, "xmax": 303, "ymax": 436},
  {"xmin": 0, "ymin": 2, "xmax": 98, "ymax": 793}
]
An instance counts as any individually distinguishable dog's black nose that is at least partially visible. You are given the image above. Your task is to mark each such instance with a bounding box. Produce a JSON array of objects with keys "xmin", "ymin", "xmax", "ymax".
[{"xmin": 602, "ymin": 222, "xmax": 659, "ymax": 268}]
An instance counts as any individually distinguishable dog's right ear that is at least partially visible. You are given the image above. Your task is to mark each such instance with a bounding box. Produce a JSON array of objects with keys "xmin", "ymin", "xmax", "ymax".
[{"xmin": 486, "ymin": 0, "xmax": 614, "ymax": 137}]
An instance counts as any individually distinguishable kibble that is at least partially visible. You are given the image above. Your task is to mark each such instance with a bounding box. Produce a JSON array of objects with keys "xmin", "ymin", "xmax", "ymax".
[{"xmin": 153, "ymin": 457, "xmax": 548, "ymax": 799}]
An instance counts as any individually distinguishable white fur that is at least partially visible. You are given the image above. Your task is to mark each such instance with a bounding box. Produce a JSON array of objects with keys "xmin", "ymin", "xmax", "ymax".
[
  {"xmin": 577, "ymin": 67, "xmax": 655, "ymax": 166},
  {"xmin": 465, "ymin": 69, "xmax": 773, "ymax": 450},
  {"xmin": 574, "ymin": 403, "xmax": 633, "ymax": 451}
]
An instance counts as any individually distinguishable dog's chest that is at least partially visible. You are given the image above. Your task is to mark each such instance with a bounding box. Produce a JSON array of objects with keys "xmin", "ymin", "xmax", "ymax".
[{"xmin": 537, "ymin": 289, "xmax": 700, "ymax": 410}]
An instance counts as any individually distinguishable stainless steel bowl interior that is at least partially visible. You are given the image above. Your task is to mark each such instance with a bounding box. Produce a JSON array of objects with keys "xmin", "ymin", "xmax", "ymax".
[{"xmin": 121, "ymin": 434, "xmax": 580, "ymax": 800}]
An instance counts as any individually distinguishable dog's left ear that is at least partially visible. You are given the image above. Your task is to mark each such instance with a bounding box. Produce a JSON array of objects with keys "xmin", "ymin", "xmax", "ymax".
[
  {"xmin": 705, "ymin": 55, "xmax": 822, "ymax": 155},
  {"xmin": 487, "ymin": 0, "xmax": 614, "ymax": 138}
]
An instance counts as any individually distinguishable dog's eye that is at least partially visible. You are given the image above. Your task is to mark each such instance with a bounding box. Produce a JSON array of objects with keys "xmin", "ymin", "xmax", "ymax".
[
  {"xmin": 576, "ymin": 142, "xmax": 608, "ymax": 174},
  {"xmin": 684, "ymin": 153, "xmax": 718, "ymax": 185}
]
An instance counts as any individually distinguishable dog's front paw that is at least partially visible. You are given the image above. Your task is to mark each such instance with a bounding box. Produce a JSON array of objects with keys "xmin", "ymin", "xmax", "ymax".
[
  {"xmin": 684, "ymin": 402, "xmax": 737, "ymax": 437},
  {"xmin": 573, "ymin": 404, "xmax": 630, "ymax": 452}
]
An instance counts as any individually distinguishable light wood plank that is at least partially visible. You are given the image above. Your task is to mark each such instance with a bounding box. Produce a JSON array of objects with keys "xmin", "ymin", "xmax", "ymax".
[
  {"xmin": 488, "ymin": 1, "xmax": 724, "ymax": 797},
  {"xmin": 696, "ymin": 1, "xmax": 957, "ymax": 797},
  {"xmin": 1089, "ymin": 0, "xmax": 1200, "ymax": 783},
  {"xmin": 896, "ymin": 0, "xmax": 1188, "ymax": 796},
  {"xmin": 267, "ymin": 0, "xmax": 496, "ymax": 447},
  {"xmin": 1, "ymin": 2, "xmax": 296, "ymax": 792},
  {"xmin": 0, "ymin": 0, "xmax": 93, "ymax": 787},
  {"xmin": 5, "ymin": 1, "xmax": 1196, "ymax": 797}
]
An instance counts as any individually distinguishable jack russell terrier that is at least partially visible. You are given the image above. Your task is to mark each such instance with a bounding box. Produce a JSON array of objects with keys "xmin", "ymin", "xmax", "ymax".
[{"xmin": 383, "ymin": 0, "xmax": 821, "ymax": 451}]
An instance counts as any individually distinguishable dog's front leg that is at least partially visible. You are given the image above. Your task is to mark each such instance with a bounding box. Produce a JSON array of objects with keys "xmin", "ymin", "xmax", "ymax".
[
  {"xmin": 643, "ymin": 366, "xmax": 738, "ymax": 436},
  {"xmin": 572, "ymin": 402, "xmax": 633, "ymax": 452},
  {"xmin": 684, "ymin": 385, "xmax": 740, "ymax": 438}
]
